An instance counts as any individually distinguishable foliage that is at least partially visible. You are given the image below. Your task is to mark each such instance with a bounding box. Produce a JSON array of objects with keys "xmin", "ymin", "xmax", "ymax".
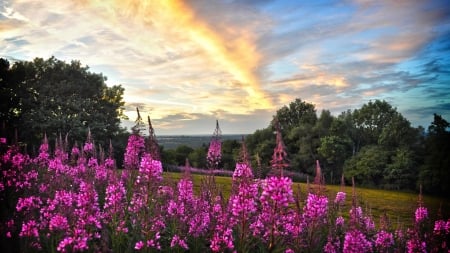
[
  {"xmin": 244, "ymin": 98, "xmax": 448, "ymax": 194},
  {"xmin": 0, "ymin": 57, "xmax": 127, "ymax": 154},
  {"xmin": 418, "ymin": 114, "xmax": 450, "ymax": 195}
]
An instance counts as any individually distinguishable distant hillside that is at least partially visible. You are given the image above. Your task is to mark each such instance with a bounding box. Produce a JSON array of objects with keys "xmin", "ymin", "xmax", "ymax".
[{"xmin": 157, "ymin": 134, "xmax": 245, "ymax": 149}]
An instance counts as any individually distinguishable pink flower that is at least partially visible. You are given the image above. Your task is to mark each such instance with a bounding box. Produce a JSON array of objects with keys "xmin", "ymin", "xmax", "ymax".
[
  {"xmin": 0, "ymin": 137, "xmax": 6, "ymax": 144},
  {"xmin": 334, "ymin": 191, "xmax": 346, "ymax": 205},
  {"xmin": 375, "ymin": 230, "xmax": 394, "ymax": 250},
  {"xmin": 83, "ymin": 142, "xmax": 94, "ymax": 153},
  {"xmin": 232, "ymin": 162, "xmax": 253, "ymax": 179},
  {"xmin": 303, "ymin": 193, "xmax": 328, "ymax": 223},
  {"xmin": 261, "ymin": 176, "xmax": 294, "ymax": 208},
  {"xmin": 207, "ymin": 138, "xmax": 221, "ymax": 169},
  {"xmin": 170, "ymin": 234, "xmax": 189, "ymax": 250},
  {"xmin": 49, "ymin": 214, "xmax": 69, "ymax": 231},
  {"xmin": 124, "ymin": 134, "xmax": 145, "ymax": 170},
  {"xmin": 406, "ymin": 238, "xmax": 426, "ymax": 253},
  {"xmin": 19, "ymin": 220, "xmax": 39, "ymax": 238},
  {"xmin": 336, "ymin": 216, "xmax": 345, "ymax": 227},
  {"xmin": 138, "ymin": 153, "xmax": 163, "ymax": 182},
  {"xmin": 135, "ymin": 240, "xmax": 145, "ymax": 250},
  {"xmin": 415, "ymin": 206, "xmax": 428, "ymax": 223},
  {"xmin": 57, "ymin": 237, "xmax": 74, "ymax": 252},
  {"xmin": 229, "ymin": 182, "xmax": 258, "ymax": 221},
  {"xmin": 343, "ymin": 229, "xmax": 373, "ymax": 252}
]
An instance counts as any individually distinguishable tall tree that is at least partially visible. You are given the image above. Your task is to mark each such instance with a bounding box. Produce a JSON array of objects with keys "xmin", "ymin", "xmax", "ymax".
[
  {"xmin": 352, "ymin": 100, "xmax": 397, "ymax": 150},
  {"xmin": 419, "ymin": 114, "xmax": 450, "ymax": 195},
  {"xmin": 0, "ymin": 57, "xmax": 127, "ymax": 150},
  {"xmin": 274, "ymin": 98, "xmax": 317, "ymax": 131}
]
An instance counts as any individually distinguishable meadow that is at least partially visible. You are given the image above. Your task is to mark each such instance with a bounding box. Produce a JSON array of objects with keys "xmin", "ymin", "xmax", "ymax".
[
  {"xmin": 164, "ymin": 172, "xmax": 450, "ymax": 228},
  {"xmin": 1, "ymin": 131, "xmax": 449, "ymax": 253}
]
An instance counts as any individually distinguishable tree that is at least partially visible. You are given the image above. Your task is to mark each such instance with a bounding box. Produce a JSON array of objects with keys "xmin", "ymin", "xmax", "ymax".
[
  {"xmin": 378, "ymin": 112, "xmax": 415, "ymax": 148},
  {"xmin": 343, "ymin": 145, "xmax": 390, "ymax": 187},
  {"xmin": 352, "ymin": 100, "xmax": 397, "ymax": 150},
  {"xmin": 0, "ymin": 57, "xmax": 127, "ymax": 151},
  {"xmin": 245, "ymin": 127, "xmax": 275, "ymax": 169},
  {"xmin": 174, "ymin": 145, "xmax": 194, "ymax": 166},
  {"xmin": 274, "ymin": 98, "xmax": 317, "ymax": 131},
  {"xmin": 384, "ymin": 147, "xmax": 417, "ymax": 190},
  {"xmin": 317, "ymin": 135, "xmax": 352, "ymax": 182},
  {"xmin": 419, "ymin": 114, "xmax": 450, "ymax": 195}
]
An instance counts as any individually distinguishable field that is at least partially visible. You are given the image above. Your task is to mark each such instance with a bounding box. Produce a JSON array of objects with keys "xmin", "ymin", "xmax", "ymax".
[{"xmin": 164, "ymin": 172, "xmax": 450, "ymax": 228}]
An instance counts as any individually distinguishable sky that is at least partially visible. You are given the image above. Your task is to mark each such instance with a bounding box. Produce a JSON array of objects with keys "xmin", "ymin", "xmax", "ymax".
[{"xmin": 1, "ymin": 0, "xmax": 449, "ymax": 135}]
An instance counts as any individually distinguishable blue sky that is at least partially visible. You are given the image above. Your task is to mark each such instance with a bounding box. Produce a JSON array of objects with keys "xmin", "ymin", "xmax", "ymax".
[{"xmin": 1, "ymin": 0, "xmax": 449, "ymax": 135}]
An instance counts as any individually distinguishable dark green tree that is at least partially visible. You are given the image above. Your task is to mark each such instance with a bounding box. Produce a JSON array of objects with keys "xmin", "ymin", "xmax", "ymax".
[
  {"xmin": 245, "ymin": 127, "xmax": 275, "ymax": 169},
  {"xmin": 343, "ymin": 145, "xmax": 390, "ymax": 186},
  {"xmin": 274, "ymin": 98, "xmax": 317, "ymax": 131},
  {"xmin": 188, "ymin": 146, "xmax": 207, "ymax": 169},
  {"xmin": 174, "ymin": 145, "xmax": 194, "ymax": 166},
  {"xmin": 384, "ymin": 147, "xmax": 417, "ymax": 190},
  {"xmin": 352, "ymin": 100, "xmax": 397, "ymax": 150},
  {"xmin": 0, "ymin": 57, "xmax": 127, "ymax": 151},
  {"xmin": 419, "ymin": 114, "xmax": 450, "ymax": 195}
]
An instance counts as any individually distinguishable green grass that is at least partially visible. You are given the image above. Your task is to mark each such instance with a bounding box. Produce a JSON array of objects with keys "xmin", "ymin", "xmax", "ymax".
[{"xmin": 163, "ymin": 172, "xmax": 450, "ymax": 228}]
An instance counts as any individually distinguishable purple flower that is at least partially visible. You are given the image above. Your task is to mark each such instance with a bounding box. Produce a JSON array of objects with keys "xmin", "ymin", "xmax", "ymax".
[
  {"xmin": 177, "ymin": 178, "xmax": 194, "ymax": 202},
  {"xmin": 324, "ymin": 236, "xmax": 340, "ymax": 253},
  {"xmin": 210, "ymin": 227, "xmax": 234, "ymax": 252},
  {"xmin": 406, "ymin": 238, "xmax": 426, "ymax": 253},
  {"xmin": 364, "ymin": 216, "xmax": 375, "ymax": 232},
  {"xmin": 135, "ymin": 240, "xmax": 145, "ymax": 250},
  {"xmin": 334, "ymin": 191, "xmax": 346, "ymax": 205},
  {"xmin": 229, "ymin": 182, "xmax": 258, "ymax": 221},
  {"xmin": 16, "ymin": 196, "xmax": 42, "ymax": 212},
  {"xmin": 124, "ymin": 134, "xmax": 145, "ymax": 170},
  {"xmin": 170, "ymin": 234, "xmax": 189, "ymax": 250},
  {"xmin": 415, "ymin": 206, "xmax": 428, "ymax": 223},
  {"xmin": 375, "ymin": 230, "xmax": 394, "ymax": 251},
  {"xmin": 232, "ymin": 162, "xmax": 253, "ymax": 180},
  {"xmin": 336, "ymin": 216, "xmax": 345, "ymax": 227},
  {"xmin": 103, "ymin": 180, "xmax": 126, "ymax": 218},
  {"xmin": 344, "ymin": 229, "xmax": 372, "ymax": 253},
  {"xmin": 260, "ymin": 176, "xmax": 294, "ymax": 208},
  {"xmin": 350, "ymin": 206, "xmax": 363, "ymax": 220},
  {"xmin": 57, "ymin": 237, "xmax": 74, "ymax": 252},
  {"xmin": 49, "ymin": 214, "xmax": 69, "ymax": 231},
  {"xmin": 207, "ymin": 138, "xmax": 221, "ymax": 169},
  {"xmin": 19, "ymin": 220, "xmax": 39, "ymax": 238},
  {"xmin": 303, "ymin": 193, "xmax": 328, "ymax": 223},
  {"xmin": 138, "ymin": 153, "xmax": 162, "ymax": 182},
  {"xmin": 343, "ymin": 229, "xmax": 373, "ymax": 253},
  {"xmin": 83, "ymin": 142, "xmax": 94, "ymax": 154},
  {"xmin": 433, "ymin": 219, "xmax": 450, "ymax": 234}
]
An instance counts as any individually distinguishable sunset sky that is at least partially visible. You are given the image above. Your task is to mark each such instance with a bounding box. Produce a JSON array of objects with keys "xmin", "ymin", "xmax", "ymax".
[{"xmin": 1, "ymin": 0, "xmax": 449, "ymax": 135}]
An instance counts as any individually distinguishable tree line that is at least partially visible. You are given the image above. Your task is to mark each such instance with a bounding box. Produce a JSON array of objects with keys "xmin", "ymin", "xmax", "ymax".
[{"xmin": 245, "ymin": 99, "xmax": 449, "ymax": 195}]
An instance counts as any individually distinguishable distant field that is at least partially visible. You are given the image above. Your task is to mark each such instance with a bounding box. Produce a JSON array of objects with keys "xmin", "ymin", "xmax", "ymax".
[
  {"xmin": 164, "ymin": 172, "xmax": 450, "ymax": 228},
  {"xmin": 157, "ymin": 134, "xmax": 244, "ymax": 149}
]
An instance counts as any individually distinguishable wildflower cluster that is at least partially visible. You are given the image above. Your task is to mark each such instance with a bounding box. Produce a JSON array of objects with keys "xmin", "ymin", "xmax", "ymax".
[{"xmin": 1, "ymin": 129, "xmax": 449, "ymax": 253}]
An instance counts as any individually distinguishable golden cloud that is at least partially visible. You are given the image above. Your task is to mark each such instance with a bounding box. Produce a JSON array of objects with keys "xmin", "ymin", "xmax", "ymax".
[{"xmin": 78, "ymin": 0, "xmax": 272, "ymax": 111}]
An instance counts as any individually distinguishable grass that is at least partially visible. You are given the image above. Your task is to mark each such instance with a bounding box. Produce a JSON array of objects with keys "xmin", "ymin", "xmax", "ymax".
[{"xmin": 164, "ymin": 172, "xmax": 450, "ymax": 228}]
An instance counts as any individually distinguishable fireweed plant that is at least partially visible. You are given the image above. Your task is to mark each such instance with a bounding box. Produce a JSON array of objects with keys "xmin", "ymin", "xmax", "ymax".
[{"xmin": 1, "ymin": 124, "xmax": 449, "ymax": 252}]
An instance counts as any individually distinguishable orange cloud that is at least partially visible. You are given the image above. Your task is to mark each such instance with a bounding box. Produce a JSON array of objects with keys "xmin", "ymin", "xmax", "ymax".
[{"xmin": 80, "ymin": 0, "xmax": 272, "ymax": 111}]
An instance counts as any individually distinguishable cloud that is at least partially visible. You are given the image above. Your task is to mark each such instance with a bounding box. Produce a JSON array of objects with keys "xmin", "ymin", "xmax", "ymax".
[{"xmin": 1, "ymin": 0, "xmax": 449, "ymax": 134}]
